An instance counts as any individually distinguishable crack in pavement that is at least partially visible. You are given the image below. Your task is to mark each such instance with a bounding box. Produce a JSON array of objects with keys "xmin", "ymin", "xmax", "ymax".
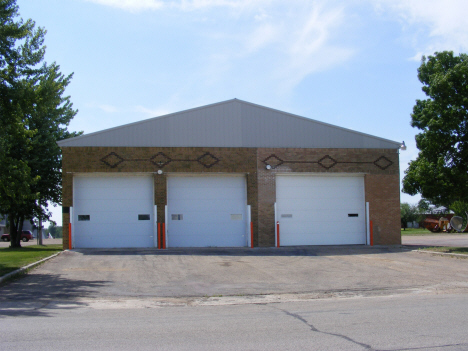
[
  {"xmin": 380, "ymin": 343, "xmax": 468, "ymax": 351},
  {"xmin": 275, "ymin": 306, "xmax": 374, "ymax": 350},
  {"xmin": 274, "ymin": 306, "xmax": 468, "ymax": 351}
]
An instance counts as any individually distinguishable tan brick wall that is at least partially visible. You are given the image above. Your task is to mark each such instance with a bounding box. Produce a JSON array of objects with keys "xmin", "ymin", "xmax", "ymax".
[
  {"xmin": 257, "ymin": 148, "xmax": 400, "ymax": 247},
  {"xmin": 365, "ymin": 174, "xmax": 401, "ymax": 245},
  {"xmin": 61, "ymin": 147, "xmax": 258, "ymax": 249},
  {"xmin": 61, "ymin": 146, "xmax": 400, "ymax": 249}
]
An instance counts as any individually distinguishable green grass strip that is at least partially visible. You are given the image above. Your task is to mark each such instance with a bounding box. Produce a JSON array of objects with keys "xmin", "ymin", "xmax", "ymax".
[
  {"xmin": 421, "ymin": 247, "xmax": 468, "ymax": 255},
  {"xmin": 401, "ymin": 228, "xmax": 433, "ymax": 235},
  {"xmin": 0, "ymin": 245, "xmax": 63, "ymax": 277},
  {"xmin": 401, "ymin": 228, "xmax": 468, "ymax": 236}
]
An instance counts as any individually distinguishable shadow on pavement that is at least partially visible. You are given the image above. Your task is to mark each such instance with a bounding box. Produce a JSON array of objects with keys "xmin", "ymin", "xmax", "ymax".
[
  {"xmin": 0, "ymin": 273, "xmax": 110, "ymax": 318},
  {"xmin": 75, "ymin": 245, "xmax": 407, "ymax": 257}
]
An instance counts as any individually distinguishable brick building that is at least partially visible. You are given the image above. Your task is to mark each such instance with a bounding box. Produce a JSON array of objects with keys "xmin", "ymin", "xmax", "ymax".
[{"xmin": 59, "ymin": 99, "xmax": 402, "ymax": 249}]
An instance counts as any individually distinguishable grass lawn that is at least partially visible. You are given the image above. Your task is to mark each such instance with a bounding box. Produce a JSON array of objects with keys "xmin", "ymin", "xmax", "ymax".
[
  {"xmin": 421, "ymin": 247, "xmax": 468, "ymax": 255},
  {"xmin": 0, "ymin": 245, "xmax": 62, "ymax": 277},
  {"xmin": 401, "ymin": 227, "xmax": 468, "ymax": 236},
  {"xmin": 401, "ymin": 228, "xmax": 433, "ymax": 235}
]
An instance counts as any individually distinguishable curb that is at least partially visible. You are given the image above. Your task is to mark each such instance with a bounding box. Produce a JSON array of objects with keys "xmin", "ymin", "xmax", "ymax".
[
  {"xmin": 0, "ymin": 251, "xmax": 63, "ymax": 284},
  {"xmin": 414, "ymin": 249, "xmax": 468, "ymax": 258}
]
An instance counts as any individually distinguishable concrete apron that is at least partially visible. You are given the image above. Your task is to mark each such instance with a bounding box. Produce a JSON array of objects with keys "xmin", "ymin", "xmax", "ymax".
[{"xmin": 3, "ymin": 244, "xmax": 468, "ymax": 308}]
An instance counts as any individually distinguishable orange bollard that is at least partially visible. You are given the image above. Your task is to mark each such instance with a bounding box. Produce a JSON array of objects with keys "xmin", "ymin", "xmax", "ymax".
[
  {"xmin": 276, "ymin": 221, "xmax": 280, "ymax": 247},
  {"xmin": 162, "ymin": 223, "xmax": 166, "ymax": 249},
  {"xmin": 157, "ymin": 223, "xmax": 161, "ymax": 249}
]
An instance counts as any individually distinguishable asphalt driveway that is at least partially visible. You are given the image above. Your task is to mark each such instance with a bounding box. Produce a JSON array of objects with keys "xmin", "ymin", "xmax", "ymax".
[{"xmin": 2, "ymin": 245, "xmax": 468, "ymax": 303}]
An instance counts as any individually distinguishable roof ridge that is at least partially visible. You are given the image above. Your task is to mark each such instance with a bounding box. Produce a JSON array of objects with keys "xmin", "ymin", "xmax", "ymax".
[{"xmin": 58, "ymin": 99, "xmax": 401, "ymax": 148}]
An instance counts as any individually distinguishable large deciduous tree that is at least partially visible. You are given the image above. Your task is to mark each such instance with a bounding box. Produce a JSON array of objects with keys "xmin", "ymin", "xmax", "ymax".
[
  {"xmin": 0, "ymin": 0, "xmax": 80, "ymax": 247},
  {"xmin": 402, "ymin": 51, "xmax": 468, "ymax": 208}
]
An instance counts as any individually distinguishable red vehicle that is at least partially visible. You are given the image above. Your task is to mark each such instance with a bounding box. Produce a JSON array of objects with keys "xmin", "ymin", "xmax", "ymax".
[{"xmin": 1, "ymin": 230, "xmax": 34, "ymax": 242}]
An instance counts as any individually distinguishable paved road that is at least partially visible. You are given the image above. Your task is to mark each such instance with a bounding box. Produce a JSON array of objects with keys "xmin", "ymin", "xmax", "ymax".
[
  {"xmin": 2, "ymin": 293, "xmax": 468, "ymax": 350},
  {"xmin": 402, "ymin": 234, "xmax": 468, "ymax": 247},
  {"xmin": 2, "ymin": 246, "xmax": 468, "ymax": 350}
]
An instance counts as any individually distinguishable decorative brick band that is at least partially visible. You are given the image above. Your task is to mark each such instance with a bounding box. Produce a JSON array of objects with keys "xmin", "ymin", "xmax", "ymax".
[
  {"xmin": 262, "ymin": 154, "xmax": 393, "ymax": 170},
  {"xmin": 101, "ymin": 151, "xmax": 220, "ymax": 169}
]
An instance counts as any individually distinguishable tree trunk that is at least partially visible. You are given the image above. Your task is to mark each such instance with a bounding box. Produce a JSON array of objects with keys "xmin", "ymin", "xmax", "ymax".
[
  {"xmin": 9, "ymin": 214, "xmax": 21, "ymax": 248},
  {"xmin": 38, "ymin": 217, "xmax": 43, "ymax": 245}
]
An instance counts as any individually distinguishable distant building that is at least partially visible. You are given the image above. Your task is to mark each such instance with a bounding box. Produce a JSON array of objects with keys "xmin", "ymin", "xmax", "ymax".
[{"xmin": 0, "ymin": 215, "xmax": 38, "ymax": 237}]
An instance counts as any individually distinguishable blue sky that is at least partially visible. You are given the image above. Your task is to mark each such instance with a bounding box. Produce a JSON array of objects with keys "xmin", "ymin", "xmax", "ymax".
[{"xmin": 16, "ymin": 0, "xmax": 468, "ymax": 225}]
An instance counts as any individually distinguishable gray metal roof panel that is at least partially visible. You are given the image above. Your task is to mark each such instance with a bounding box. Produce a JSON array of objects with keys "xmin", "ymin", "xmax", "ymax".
[{"xmin": 58, "ymin": 99, "xmax": 401, "ymax": 149}]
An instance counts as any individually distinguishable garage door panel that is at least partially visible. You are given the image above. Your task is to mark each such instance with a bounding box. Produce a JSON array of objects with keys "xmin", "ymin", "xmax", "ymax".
[
  {"xmin": 278, "ymin": 200, "xmax": 365, "ymax": 211},
  {"xmin": 168, "ymin": 188, "xmax": 245, "ymax": 201},
  {"xmin": 279, "ymin": 211, "xmax": 364, "ymax": 222},
  {"xmin": 75, "ymin": 224, "xmax": 152, "ymax": 248},
  {"xmin": 168, "ymin": 225, "xmax": 245, "ymax": 247},
  {"xmin": 170, "ymin": 212, "xmax": 244, "ymax": 224},
  {"xmin": 277, "ymin": 175, "xmax": 366, "ymax": 246},
  {"xmin": 169, "ymin": 176, "xmax": 244, "ymax": 188},
  {"xmin": 75, "ymin": 188, "xmax": 152, "ymax": 201},
  {"xmin": 74, "ymin": 199, "xmax": 152, "ymax": 213},
  {"xmin": 74, "ymin": 176, "xmax": 154, "ymax": 248},
  {"xmin": 281, "ymin": 232, "xmax": 364, "ymax": 246},
  {"xmin": 77, "ymin": 211, "xmax": 151, "ymax": 224},
  {"xmin": 170, "ymin": 199, "xmax": 246, "ymax": 214},
  {"xmin": 278, "ymin": 185, "xmax": 364, "ymax": 199},
  {"xmin": 167, "ymin": 176, "xmax": 247, "ymax": 247},
  {"xmin": 281, "ymin": 220, "xmax": 365, "ymax": 234}
]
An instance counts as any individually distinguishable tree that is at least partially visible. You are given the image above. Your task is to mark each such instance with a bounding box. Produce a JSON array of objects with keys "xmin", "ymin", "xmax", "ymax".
[
  {"xmin": 402, "ymin": 51, "xmax": 468, "ymax": 208},
  {"xmin": 400, "ymin": 202, "xmax": 420, "ymax": 230},
  {"xmin": 0, "ymin": 0, "xmax": 80, "ymax": 247}
]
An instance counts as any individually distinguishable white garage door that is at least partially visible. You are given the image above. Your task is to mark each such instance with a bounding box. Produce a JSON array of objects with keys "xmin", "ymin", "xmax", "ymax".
[
  {"xmin": 167, "ymin": 176, "xmax": 247, "ymax": 247},
  {"xmin": 276, "ymin": 175, "xmax": 366, "ymax": 246},
  {"xmin": 73, "ymin": 176, "xmax": 154, "ymax": 248}
]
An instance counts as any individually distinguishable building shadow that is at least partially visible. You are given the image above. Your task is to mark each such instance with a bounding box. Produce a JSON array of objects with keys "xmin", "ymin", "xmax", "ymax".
[
  {"xmin": 75, "ymin": 245, "xmax": 408, "ymax": 257},
  {"xmin": 0, "ymin": 273, "xmax": 110, "ymax": 318}
]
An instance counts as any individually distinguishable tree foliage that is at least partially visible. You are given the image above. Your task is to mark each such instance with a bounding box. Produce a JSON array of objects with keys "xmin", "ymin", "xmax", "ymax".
[
  {"xmin": 402, "ymin": 51, "xmax": 468, "ymax": 208},
  {"xmin": 400, "ymin": 202, "xmax": 420, "ymax": 230},
  {"xmin": 0, "ymin": 0, "xmax": 80, "ymax": 247}
]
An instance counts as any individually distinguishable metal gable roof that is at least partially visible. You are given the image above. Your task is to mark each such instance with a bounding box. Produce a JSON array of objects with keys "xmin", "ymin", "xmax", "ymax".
[{"xmin": 58, "ymin": 99, "xmax": 401, "ymax": 149}]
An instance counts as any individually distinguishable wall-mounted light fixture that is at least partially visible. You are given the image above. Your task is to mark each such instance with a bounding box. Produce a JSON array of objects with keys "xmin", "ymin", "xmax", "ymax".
[
  {"xmin": 400, "ymin": 141, "xmax": 407, "ymax": 151},
  {"xmin": 157, "ymin": 170, "xmax": 163, "ymax": 174},
  {"xmin": 266, "ymin": 165, "xmax": 272, "ymax": 170}
]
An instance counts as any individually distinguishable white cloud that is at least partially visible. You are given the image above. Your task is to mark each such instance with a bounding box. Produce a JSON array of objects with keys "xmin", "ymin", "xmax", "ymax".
[
  {"xmin": 98, "ymin": 104, "xmax": 119, "ymax": 113},
  {"xmin": 85, "ymin": 0, "xmax": 356, "ymax": 93},
  {"xmin": 85, "ymin": 0, "xmax": 272, "ymax": 12},
  {"xmin": 85, "ymin": 0, "xmax": 164, "ymax": 11},
  {"xmin": 244, "ymin": 23, "xmax": 278, "ymax": 53},
  {"xmin": 373, "ymin": 0, "xmax": 468, "ymax": 54},
  {"xmin": 282, "ymin": 3, "xmax": 354, "ymax": 87}
]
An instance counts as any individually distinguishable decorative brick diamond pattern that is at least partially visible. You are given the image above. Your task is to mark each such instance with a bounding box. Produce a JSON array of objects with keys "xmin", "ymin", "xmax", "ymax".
[
  {"xmin": 100, "ymin": 151, "xmax": 221, "ymax": 169},
  {"xmin": 101, "ymin": 152, "xmax": 125, "ymax": 168},
  {"xmin": 373, "ymin": 156, "xmax": 393, "ymax": 170},
  {"xmin": 150, "ymin": 152, "xmax": 172, "ymax": 168},
  {"xmin": 317, "ymin": 155, "xmax": 338, "ymax": 169},
  {"xmin": 263, "ymin": 155, "xmax": 284, "ymax": 169},
  {"xmin": 261, "ymin": 154, "xmax": 394, "ymax": 171},
  {"xmin": 197, "ymin": 152, "xmax": 220, "ymax": 168}
]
